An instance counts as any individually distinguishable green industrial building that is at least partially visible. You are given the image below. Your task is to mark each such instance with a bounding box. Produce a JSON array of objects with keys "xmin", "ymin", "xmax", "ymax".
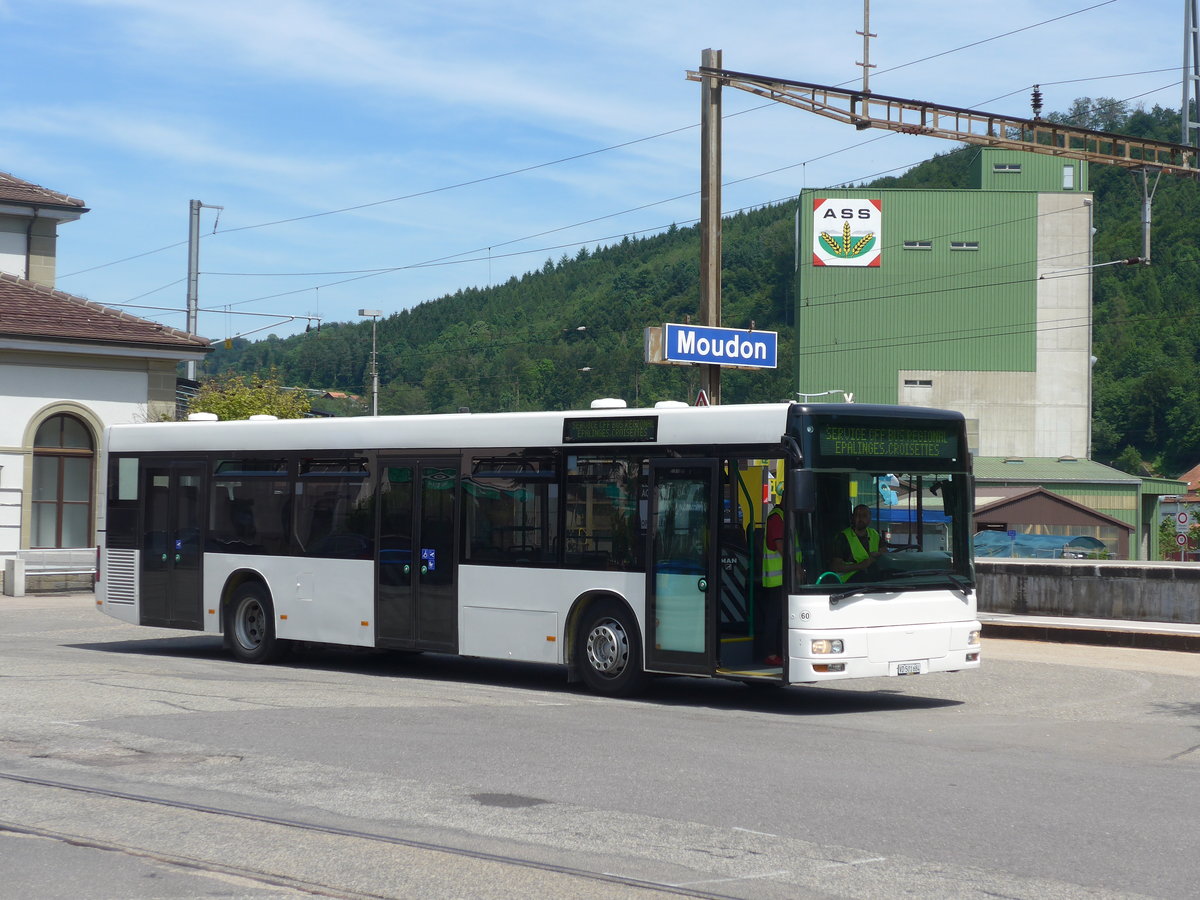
[
  {"xmin": 797, "ymin": 148, "xmax": 1092, "ymax": 459},
  {"xmin": 795, "ymin": 149, "xmax": 1181, "ymax": 558}
]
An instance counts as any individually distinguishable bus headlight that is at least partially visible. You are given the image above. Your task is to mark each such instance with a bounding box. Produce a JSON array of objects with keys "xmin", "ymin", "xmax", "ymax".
[
  {"xmin": 811, "ymin": 639, "xmax": 844, "ymax": 654},
  {"xmin": 968, "ymin": 630, "xmax": 981, "ymax": 645}
]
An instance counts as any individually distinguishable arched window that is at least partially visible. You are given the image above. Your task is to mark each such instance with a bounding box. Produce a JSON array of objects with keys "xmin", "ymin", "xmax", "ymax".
[{"xmin": 32, "ymin": 414, "xmax": 95, "ymax": 548}]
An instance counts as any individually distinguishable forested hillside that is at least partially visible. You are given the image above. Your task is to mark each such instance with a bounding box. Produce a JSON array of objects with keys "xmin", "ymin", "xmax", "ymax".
[{"xmin": 205, "ymin": 99, "xmax": 1200, "ymax": 477}]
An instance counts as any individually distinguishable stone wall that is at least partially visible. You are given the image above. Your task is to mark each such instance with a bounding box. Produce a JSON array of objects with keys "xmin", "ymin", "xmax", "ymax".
[{"xmin": 976, "ymin": 559, "xmax": 1200, "ymax": 624}]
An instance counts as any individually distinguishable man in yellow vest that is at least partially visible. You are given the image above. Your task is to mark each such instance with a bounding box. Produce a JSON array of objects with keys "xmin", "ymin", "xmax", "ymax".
[
  {"xmin": 829, "ymin": 503, "xmax": 883, "ymax": 583},
  {"xmin": 761, "ymin": 502, "xmax": 803, "ymax": 665}
]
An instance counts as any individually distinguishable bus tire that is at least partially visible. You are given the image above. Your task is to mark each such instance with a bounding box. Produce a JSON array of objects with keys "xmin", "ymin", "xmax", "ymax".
[
  {"xmin": 576, "ymin": 599, "xmax": 648, "ymax": 697},
  {"xmin": 226, "ymin": 582, "xmax": 288, "ymax": 664}
]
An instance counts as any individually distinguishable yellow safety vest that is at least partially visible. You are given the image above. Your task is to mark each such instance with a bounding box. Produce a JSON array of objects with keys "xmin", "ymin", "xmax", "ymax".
[
  {"xmin": 842, "ymin": 526, "xmax": 880, "ymax": 563},
  {"xmin": 762, "ymin": 507, "xmax": 802, "ymax": 588},
  {"xmin": 827, "ymin": 527, "xmax": 882, "ymax": 583}
]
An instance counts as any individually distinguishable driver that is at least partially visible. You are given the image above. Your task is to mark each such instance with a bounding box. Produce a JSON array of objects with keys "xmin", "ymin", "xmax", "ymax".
[{"xmin": 829, "ymin": 504, "xmax": 883, "ymax": 582}]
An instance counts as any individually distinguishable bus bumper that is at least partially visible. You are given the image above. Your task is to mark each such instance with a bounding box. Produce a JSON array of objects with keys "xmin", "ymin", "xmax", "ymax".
[{"xmin": 785, "ymin": 621, "xmax": 981, "ymax": 682}]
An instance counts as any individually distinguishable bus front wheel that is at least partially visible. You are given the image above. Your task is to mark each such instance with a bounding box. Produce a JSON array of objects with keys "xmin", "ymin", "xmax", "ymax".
[
  {"xmin": 226, "ymin": 582, "xmax": 288, "ymax": 664},
  {"xmin": 576, "ymin": 600, "xmax": 648, "ymax": 697}
]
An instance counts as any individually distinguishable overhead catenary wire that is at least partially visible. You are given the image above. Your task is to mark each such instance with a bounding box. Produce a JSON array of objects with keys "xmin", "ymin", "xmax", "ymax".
[
  {"xmin": 191, "ymin": 83, "xmax": 1180, "ymax": 318},
  {"xmin": 61, "ymin": 66, "xmax": 1176, "ymax": 289},
  {"xmin": 63, "ymin": 5, "xmax": 1184, "ymax": 339}
]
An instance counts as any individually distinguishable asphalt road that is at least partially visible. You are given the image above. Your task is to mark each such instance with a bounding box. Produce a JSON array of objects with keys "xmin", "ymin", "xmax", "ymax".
[{"xmin": 1, "ymin": 593, "xmax": 1197, "ymax": 899}]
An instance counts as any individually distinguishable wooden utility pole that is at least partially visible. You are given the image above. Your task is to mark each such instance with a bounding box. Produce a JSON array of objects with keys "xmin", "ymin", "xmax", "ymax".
[{"xmin": 699, "ymin": 48, "xmax": 722, "ymax": 405}]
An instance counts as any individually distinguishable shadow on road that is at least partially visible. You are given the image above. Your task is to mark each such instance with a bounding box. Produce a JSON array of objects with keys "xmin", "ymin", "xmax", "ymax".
[{"xmin": 67, "ymin": 636, "xmax": 963, "ymax": 716}]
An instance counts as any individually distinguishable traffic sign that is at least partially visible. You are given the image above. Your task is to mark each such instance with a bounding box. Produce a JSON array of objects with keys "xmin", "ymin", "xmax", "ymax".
[
  {"xmin": 1176, "ymin": 533, "xmax": 1188, "ymax": 547},
  {"xmin": 695, "ymin": 389, "xmax": 709, "ymax": 407},
  {"xmin": 1176, "ymin": 511, "xmax": 1191, "ymax": 533}
]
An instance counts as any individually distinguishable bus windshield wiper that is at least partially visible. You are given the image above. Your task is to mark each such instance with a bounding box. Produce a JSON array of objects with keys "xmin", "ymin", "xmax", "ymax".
[
  {"xmin": 829, "ymin": 583, "xmax": 881, "ymax": 603},
  {"xmin": 831, "ymin": 571, "xmax": 972, "ymax": 602},
  {"xmin": 883, "ymin": 568, "xmax": 973, "ymax": 597}
]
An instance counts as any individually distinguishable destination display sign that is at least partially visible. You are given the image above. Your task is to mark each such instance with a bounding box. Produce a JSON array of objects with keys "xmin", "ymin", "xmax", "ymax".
[
  {"xmin": 662, "ymin": 323, "xmax": 777, "ymax": 369},
  {"xmin": 563, "ymin": 415, "xmax": 659, "ymax": 444},
  {"xmin": 817, "ymin": 424, "xmax": 958, "ymax": 461}
]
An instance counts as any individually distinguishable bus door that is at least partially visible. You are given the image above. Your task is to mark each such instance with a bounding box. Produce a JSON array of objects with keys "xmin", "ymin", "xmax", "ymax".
[
  {"xmin": 139, "ymin": 459, "xmax": 205, "ymax": 629},
  {"xmin": 375, "ymin": 458, "xmax": 458, "ymax": 651},
  {"xmin": 645, "ymin": 459, "xmax": 718, "ymax": 675}
]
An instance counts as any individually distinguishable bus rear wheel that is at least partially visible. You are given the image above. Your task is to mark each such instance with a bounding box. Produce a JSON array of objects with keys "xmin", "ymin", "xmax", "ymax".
[
  {"xmin": 576, "ymin": 600, "xmax": 648, "ymax": 697},
  {"xmin": 226, "ymin": 582, "xmax": 288, "ymax": 664}
]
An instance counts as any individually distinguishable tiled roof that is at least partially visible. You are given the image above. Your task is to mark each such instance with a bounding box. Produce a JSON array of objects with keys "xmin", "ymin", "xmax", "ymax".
[
  {"xmin": 0, "ymin": 171, "xmax": 87, "ymax": 210},
  {"xmin": 0, "ymin": 272, "xmax": 209, "ymax": 352},
  {"xmin": 1174, "ymin": 462, "xmax": 1200, "ymax": 491}
]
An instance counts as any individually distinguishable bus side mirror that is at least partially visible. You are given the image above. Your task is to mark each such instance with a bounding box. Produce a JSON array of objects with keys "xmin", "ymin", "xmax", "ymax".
[{"xmin": 786, "ymin": 469, "xmax": 815, "ymax": 513}]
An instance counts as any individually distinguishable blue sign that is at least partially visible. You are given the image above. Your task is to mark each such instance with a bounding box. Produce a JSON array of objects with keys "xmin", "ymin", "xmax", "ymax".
[
  {"xmin": 663, "ymin": 323, "xmax": 777, "ymax": 369},
  {"xmin": 421, "ymin": 548, "xmax": 436, "ymax": 572}
]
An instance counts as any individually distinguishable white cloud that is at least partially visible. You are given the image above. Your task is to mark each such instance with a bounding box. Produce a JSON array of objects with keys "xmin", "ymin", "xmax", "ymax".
[{"xmin": 8, "ymin": 0, "xmax": 1189, "ymax": 339}]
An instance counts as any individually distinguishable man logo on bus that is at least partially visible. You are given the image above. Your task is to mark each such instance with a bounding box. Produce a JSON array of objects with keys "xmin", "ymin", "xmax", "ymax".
[{"xmin": 812, "ymin": 198, "xmax": 883, "ymax": 267}]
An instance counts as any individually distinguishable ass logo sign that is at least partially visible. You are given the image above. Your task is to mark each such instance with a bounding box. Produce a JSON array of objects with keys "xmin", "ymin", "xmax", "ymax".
[{"xmin": 812, "ymin": 198, "xmax": 882, "ymax": 267}]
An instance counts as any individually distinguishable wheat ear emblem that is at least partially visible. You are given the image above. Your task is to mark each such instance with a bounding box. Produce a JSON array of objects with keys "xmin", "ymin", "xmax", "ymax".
[{"xmin": 819, "ymin": 220, "xmax": 876, "ymax": 258}]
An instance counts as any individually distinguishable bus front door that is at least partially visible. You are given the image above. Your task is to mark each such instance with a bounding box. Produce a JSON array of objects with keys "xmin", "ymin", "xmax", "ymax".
[
  {"xmin": 375, "ymin": 459, "xmax": 458, "ymax": 651},
  {"xmin": 645, "ymin": 459, "xmax": 718, "ymax": 675},
  {"xmin": 139, "ymin": 459, "xmax": 205, "ymax": 629}
]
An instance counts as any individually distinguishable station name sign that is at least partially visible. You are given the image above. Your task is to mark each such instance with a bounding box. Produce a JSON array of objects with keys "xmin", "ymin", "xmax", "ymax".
[{"xmin": 658, "ymin": 323, "xmax": 777, "ymax": 369}]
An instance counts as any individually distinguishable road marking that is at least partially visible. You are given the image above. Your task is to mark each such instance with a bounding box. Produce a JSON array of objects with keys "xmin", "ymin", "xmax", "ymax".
[
  {"xmin": 667, "ymin": 870, "xmax": 792, "ymax": 886},
  {"xmin": 732, "ymin": 826, "xmax": 776, "ymax": 837},
  {"xmin": 816, "ymin": 856, "xmax": 887, "ymax": 869}
]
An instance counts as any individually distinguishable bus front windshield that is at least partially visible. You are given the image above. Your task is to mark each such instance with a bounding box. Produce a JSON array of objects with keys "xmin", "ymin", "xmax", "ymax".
[{"xmin": 796, "ymin": 471, "xmax": 972, "ymax": 590}]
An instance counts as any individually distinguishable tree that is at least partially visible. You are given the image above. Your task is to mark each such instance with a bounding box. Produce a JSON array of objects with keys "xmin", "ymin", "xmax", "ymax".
[{"xmin": 190, "ymin": 372, "xmax": 310, "ymax": 420}]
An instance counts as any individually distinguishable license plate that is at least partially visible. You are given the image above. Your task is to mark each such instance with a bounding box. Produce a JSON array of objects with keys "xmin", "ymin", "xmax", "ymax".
[{"xmin": 896, "ymin": 662, "xmax": 922, "ymax": 676}]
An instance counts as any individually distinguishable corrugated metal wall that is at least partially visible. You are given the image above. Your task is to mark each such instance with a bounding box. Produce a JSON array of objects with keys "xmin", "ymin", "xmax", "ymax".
[{"xmin": 797, "ymin": 187, "xmax": 1038, "ymax": 403}]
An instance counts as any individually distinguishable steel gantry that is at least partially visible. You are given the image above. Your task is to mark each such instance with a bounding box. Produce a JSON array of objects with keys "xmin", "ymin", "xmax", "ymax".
[
  {"xmin": 685, "ymin": 66, "xmax": 1200, "ymax": 179},
  {"xmin": 679, "ymin": 58, "xmax": 1199, "ymax": 403}
]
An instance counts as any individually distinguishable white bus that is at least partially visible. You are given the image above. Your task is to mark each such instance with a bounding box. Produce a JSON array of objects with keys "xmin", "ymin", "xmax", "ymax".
[{"xmin": 96, "ymin": 401, "xmax": 980, "ymax": 695}]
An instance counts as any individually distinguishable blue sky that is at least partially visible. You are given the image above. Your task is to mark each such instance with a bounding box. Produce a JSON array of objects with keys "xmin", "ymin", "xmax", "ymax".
[{"xmin": 0, "ymin": 0, "xmax": 1186, "ymax": 343}]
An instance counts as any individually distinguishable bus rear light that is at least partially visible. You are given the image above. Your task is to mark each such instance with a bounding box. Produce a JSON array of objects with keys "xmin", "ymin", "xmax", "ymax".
[
  {"xmin": 811, "ymin": 639, "xmax": 843, "ymax": 654},
  {"xmin": 968, "ymin": 630, "xmax": 981, "ymax": 645},
  {"xmin": 813, "ymin": 663, "xmax": 845, "ymax": 673}
]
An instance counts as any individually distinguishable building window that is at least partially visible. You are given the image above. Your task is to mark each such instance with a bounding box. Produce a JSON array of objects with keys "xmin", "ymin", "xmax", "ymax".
[
  {"xmin": 1063, "ymin": 164, "xmax": 1075, "ymax": 190},
  {"xmin": 31, "ymin": 414, "xmax": 95, "ymax": 548},
  {"xmin": 903, "ymin": 379, "xmax": 933, "ymax": 387},
  {"xmin": 950, "ymin": 241, "xmax": 980, "ymax": 251},
  {"xmin": 903, "ymin": 240, "xmax": 933, "ymax": 250},
  {"xmin": 993, "ymin": 163, "xmax": 1021, "ymax": 173}
]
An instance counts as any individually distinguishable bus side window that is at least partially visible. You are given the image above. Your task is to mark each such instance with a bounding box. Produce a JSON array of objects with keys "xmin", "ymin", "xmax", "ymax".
[
  {"xmin": 564, "ymin": 456, "xmax": 643, "ymax": 571},
  {"xmin": 464, "ymin": 457, "xmax": 558, "ymax": 565},
  {"xmin": 209, "ymin": 459, "xmax": 290, "ymax": 555},
  {"xmin": 296, "ymin": 458, "xmax": 372, "ymax": 559}
]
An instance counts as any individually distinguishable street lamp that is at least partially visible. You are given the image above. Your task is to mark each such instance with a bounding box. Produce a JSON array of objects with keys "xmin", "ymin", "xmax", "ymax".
[{"xmin": 358, "ymin": 308, "xmax": 382, "ymax": 416}]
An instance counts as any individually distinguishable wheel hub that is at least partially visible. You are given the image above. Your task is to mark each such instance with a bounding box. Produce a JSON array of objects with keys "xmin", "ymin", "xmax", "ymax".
[
  {"xmin": 236, "ymin": 599, "xmax": 265, "ymax": 649},
  {"xmin": 586, "ymin": 619, "xmax": 628, "ymax": 677}
]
